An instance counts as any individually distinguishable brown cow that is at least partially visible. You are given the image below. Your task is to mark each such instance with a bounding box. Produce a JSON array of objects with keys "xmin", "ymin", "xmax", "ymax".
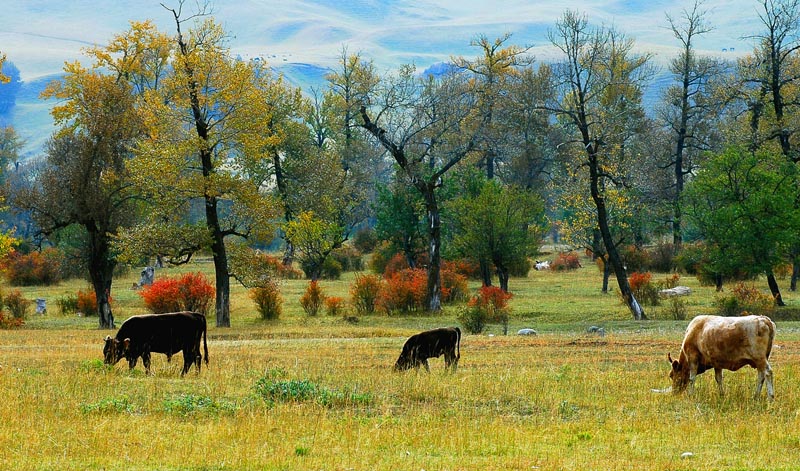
[
  {"xmin": 394, "ymin": 327, "xmax": 461, "ymax": 372},
  {"xmin": 104, "ymin": 311, "xmax": 208, "ymax": 376},
  {"xmin": 668, "ymin": 314, "xmax": 775, "ymax": 399}
]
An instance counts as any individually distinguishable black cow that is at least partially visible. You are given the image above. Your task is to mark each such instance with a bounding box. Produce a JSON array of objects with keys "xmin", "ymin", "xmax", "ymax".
[
  {"xmin": 394, "ymin": 327, "xmax": 461, "ymax": 372},
  {"xmin": 103, "ymin": 311, "xmax": 208, "ymax": 376}
]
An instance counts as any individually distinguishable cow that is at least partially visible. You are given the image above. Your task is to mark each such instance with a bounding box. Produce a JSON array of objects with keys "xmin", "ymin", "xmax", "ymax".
[
  {"xmin": 394, "ymin": 327, "xmax": 461, "ymax": 372},
  {"xmin": 667, "ymin": 314, "xmax": 775, "ymax": 399},
  {"xmin": 534, "ymin": 260, "xmax": 550, "ymax": 271},
  {"xmin": 103, "ymin": 311, "xmax": 208, "ymax": 376}
]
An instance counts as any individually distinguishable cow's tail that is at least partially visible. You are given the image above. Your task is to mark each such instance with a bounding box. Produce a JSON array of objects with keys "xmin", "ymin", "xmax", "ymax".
[
  {"xmin": 455, "ymin": 326, "xmax": 461, "ymax": 360},
  {"xmin": 202, "ymin": 314, "xmax": 209, "ymax": 365}
]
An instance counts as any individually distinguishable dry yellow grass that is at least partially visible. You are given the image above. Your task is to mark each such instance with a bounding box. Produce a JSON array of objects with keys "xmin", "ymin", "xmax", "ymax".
[{"xmin": 2, "ymin": 260, "xmax": 800, "ymax": 470}]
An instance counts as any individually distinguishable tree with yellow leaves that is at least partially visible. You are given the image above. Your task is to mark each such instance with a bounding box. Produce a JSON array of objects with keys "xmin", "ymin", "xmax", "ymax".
[{"xmin": 119, "ymin": 4, "xmax": 284, "ymax": 327}]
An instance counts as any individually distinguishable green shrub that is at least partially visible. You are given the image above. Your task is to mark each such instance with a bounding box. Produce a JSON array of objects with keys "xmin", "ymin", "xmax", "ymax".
[
  {"xmin": 56, "ymin": 295, "xmax": 79, "ymax": 316},
  {"xmin": 331, "ymin": 245, "xmax": 364, "ymax": 272},
  {"xmin": 320, "ymin": 257, "xmax": 343, "ymax": 280},
  {"xmin": 352, "ymin": 227, "xmax": 378, "ymax": 253},
  {"xmin": 714, "ymin": 283, "xmax": 775, "ymax": 317}
]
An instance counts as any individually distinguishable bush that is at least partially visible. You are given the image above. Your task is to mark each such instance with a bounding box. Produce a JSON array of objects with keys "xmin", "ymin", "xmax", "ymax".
[
  {"xmin": 458, "ymin": 286, "xmax": 513, "ymax": 334},
  {"xmin": 56, "ymin": 295, "xmax": 79, "ymax": 316},
  {"xmin": 325, "ymin": 297, "xmax": 346, "ymax": 317},
  {"xmin": 441, "ymin": 267, "xmax": 469, "ymax": 303},
  {"xmin": 4, "ymin": 289, "xmax": 31, "ymax": 319},
  {"xmin": 300, "ymin": 280, "xmax": 325, "ymax": 316},
  {"xmin": 77, "ymin": 289, "xmax": 98, "ymax": 316},
  {"xmin": 352, "ymin": 227, "xmax": 378, "ymax": 253},
  {"xmin": 621, "ymin": 245, "xmax": 651, "ymax": 273},
  {"xmin": 350, "ymin": 274, "xmax": 383, "ymax": 315},
  {"xmin": 139, "ymin": 272, "xmax": 215, "ymax": 315},
  {"xmin": 647, "ymin": 243, "xmax": 676, "ymax": 273},
  {"xmin": 378, "ymin": 268, "xmax": 427, "ymax": 314},
  {"xmin": 507, "ymin": 257, "xmax": 532, "ymax": 277},
  {"xmin": 443, "ymin": 259, "xmax": 482, "ymax": 280},
  {"xmin": 550, "ymin": 252, "xmax": 582, "ymax": 271},
  {"xmin": 0, "ymin": 311, "xmax": 23, "ymax": 329},
  {"xmin": 331, "ymin": 245, "xmax": 364, "ymax": 272},
  {"xmin": 319, "ymin": 257, "xmax": 343, "ymax": 280},
  {"xmin": 628, "ymin": 272, "xmax": 660, "ymax": 306},
  {"xmin": 382, "ymin": 253, "xmax": 411, "ymax": 278},
  {"xmin": 714, "ymin": 283, "xmax": 776, "ymax": 317},
  {"xmin": 0, "ymin": 248, "xmax": 63, "ymax": 286},
  {"xmin": 250, "ymin": 281, "xmax": 282, "ymax": 320}
]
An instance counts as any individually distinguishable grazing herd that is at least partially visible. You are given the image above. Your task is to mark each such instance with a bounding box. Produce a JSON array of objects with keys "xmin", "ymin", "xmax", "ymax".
[{"xmin": 101, "ymin": 310, "xmax": 777, "ymax": 400}]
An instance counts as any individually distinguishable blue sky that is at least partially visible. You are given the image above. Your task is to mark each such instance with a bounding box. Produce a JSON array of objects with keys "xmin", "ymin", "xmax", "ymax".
[{"xmin": 2, "ymin": 0, "xmax": 760, "ymax": 80}]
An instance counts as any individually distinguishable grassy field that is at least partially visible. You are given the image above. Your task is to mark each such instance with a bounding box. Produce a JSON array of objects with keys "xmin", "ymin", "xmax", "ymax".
[{"xmin": 2, "ymin": 259, "xmax": 800, "ymax": 470}]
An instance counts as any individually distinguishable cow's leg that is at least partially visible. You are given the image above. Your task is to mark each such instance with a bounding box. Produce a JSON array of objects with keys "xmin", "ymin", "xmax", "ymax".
[
  {"xmin": 127, "ymin": 356, "xmax": 138, "ymax": 371},
  {"xmin": 756, "ymin": 361, "xmax": 775, "ymax": 400},
  {"xmin": 687, "ymin": 365, "xmax": 698, "ymax": 394},
  {"xmin": 142, "ymin": 351, "xmax": 152, "ymax": 375},
  {"xmin": 423, "ymin": 359, "xmax": 430, "ymax": 373},
  {"xmin": 714, "ymin": 368, "xmax": 725, "ymax": 396},
  {"xmin": 181, "ymin": 350, "xmax": 193, "ymax": 376}
]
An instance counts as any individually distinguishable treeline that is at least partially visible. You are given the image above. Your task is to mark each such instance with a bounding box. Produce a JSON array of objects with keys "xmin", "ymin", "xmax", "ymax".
[{"xmin": 1, "ymin": 0, "xmax": 799, "ymax": 327}]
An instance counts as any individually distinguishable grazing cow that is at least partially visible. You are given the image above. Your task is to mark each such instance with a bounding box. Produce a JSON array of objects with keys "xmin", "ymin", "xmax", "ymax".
[
  {"xmin": 394, "ymin": 327, "xmax": 461, "ymax": 372},
  {"xmin": 668, "ymin": 314, "xmax": 775, "ymax": 399},
  {"xmin": 103, "ymin": 311, "xmax": 208, "ymax": 376}
]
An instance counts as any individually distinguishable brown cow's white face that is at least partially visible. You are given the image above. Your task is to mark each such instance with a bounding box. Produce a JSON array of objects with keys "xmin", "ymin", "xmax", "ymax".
[
  {"xmin": 103, "ymin": 336, "xmax": 129, "ymax": 365},
  {"xmin": 668, "ymin": 353, "xmax": 689, "ymax": 393}
]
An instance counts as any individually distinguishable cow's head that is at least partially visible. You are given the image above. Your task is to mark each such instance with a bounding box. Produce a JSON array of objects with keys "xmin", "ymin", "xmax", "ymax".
[
  {"xmin": 394, "ymin": 355, "xmax": 412, "ymax": 371},
  {"xmin": 103, "ymin": 336, "xmax": 130, "ymax": 365},
  {"xmin": 668, "ymin": 352, "xmax": 689, "ymax": 393}
]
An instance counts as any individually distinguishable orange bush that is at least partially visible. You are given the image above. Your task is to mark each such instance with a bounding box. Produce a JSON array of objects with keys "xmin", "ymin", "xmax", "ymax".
[
  {"xmin": 300, "ymin": 280, "xmax": 325, "ymax": 316},
  {"xmin": 378, "ymin": 268, "xmax": 427, "ymax": 313},
  {"xmin": 349, "ymin": 274, "xmax": 383, "ymax": 315},
  {"xmin": 0, "ymin": 249, "xmax": 63, "ymax": 286},
  {"xmin": 139, "ymin": 272, "xmax": 215, "ymax": 315},
  {"xmin": 250, "ymin": 281, "xmax": 282, "ymax": 320},
  {"xmin": 325, "ymin": 297, "xmax": 346, "ymax": 317},
  {"xmin": 550, "ymin": 252, "xmax": 582, "ymax": 271},
  {"xmin": 77, "ymin": 289, "xmax": 99, "ymax": 316}
]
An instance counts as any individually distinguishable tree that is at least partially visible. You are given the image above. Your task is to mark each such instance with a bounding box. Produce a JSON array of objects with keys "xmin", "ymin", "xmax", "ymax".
[
  {"xmin": 683, "ymin": 146, "xmax": 800, "ymax": 305},
  {"xmin": 447, "ymin": 176, "xmax": 546, "ymax": 291},
  {"xmin": 0, "ymin": 53, "xmax": 8, "ymax": 84},
  {"xmin": 543, "ymin": 10, "xmax": 654, "ymax": 320},
  {"xmin": 123, "ymin": 5, "xmax": 281, "ymax": 327},
  {"xmin": 283, "ymin": 211, "xmax": 344, "ymax": 280},
  {"xmin": 452, "ymin": 33, "xmax": 531, "ymax": 180},
  {"xmin": 375, "ymin": 178, "xmax": 427, "ymax": 269},
  {"xmin": 660, "ymin": 0, "xmax": 723, "ymax": 249},
  {"xmin": 9, "ymin": 62, "xmax": 142, "ymax": 328},
  {"xmin": 360, "ymin": 64, "xmax": 477, "ymax": 311}
]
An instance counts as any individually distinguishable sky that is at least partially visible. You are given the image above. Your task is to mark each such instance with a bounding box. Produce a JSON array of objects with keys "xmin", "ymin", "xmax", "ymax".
[
  {"xmin": 0, "ymin": 0, "xmax": 769, "ymax": 156},
  {"xmin": 2, "ymin": 0, "xmax": 762, "ymax": 81}
]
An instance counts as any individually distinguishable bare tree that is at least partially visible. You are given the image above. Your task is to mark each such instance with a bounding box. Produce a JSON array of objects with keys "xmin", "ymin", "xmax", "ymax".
[
  {"xmin": 544, "ymin": 10, "xmax": 655, "ymax": 320},
  {"xmin": 360, "ymin": 65, "xmax": 477, "ymax": 311}
]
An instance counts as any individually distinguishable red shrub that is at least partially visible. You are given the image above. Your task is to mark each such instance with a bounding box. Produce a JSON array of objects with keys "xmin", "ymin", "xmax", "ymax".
[
  {"xmin": 0, "ymin": 311, "xmax": 23, "ymax": 329},
  {"xmin": 139, "ymin": 272, "xmax": 215, "ymax": 315},
  {"xmin": 443, "ymin": 259, "xmax": 482, "ymax": 280},
  {"xmin": 383, "ymin": 253, "xmax": 411, "ymax": 278},
  {"xmin": 440, "ymin": 267, "xmax": 469, "ymax": 303},
  {"xmin": 325, "ymin": 297, "xmax": 346, "ymax": 317},
  {"xmin": 378, "ymin": 268, "xmax": 427, "ymax": 313},
  {"xmin": 250, "ymin": 281, "xmax": 282, "ymax": 320},
  {"xmin": 628, "ymin": 271, "xmax": 652, "ymax": 293},
  {"xmin": 550, "ymin": 252, "xmax": 582, "ymax": 271},
  {"xmin": 469, "ymin": 285, "xmax": 513, "ymax": 314},
  {"xmin": 0, "ymin": 249, "xmax": 63, "ymax": 286}
]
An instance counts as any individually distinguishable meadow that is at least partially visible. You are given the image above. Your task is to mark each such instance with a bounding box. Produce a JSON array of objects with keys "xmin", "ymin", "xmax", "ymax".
[{"xmin": 2, "ymin": 258, "xmax": 800, "ymax": 470}]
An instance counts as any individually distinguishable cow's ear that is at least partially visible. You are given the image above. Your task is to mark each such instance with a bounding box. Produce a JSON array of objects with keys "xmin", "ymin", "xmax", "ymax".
[
  {"xmin": 668, "ymin": 353, "xmax": 681, "ymax": 370},
  {"xmin": 104, "ymin": 335, "xmax": 112, "ymax": 343},
  {"xmin": 122, "ymin": 338, "xmax": 131, "ymax": 350}
]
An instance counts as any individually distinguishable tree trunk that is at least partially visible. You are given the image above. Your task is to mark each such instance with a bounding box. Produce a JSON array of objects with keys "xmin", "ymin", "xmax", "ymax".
[
  {"xmin": 588, "ymin": 143, "xmax": 646, "ymax": 320},
  {"xmin": 206, "ymin": 191, "xmax": 231, "ymax": 327},
  {"xmin": 766, "ymin": 271, "xmax": 786, "ymax": 306},
  {"xmin": 88, "ymin": 230, "xmax": 116, "ymax": 329},
  {"xmin": 715, "ymin": 273, "xmax": 723, "ymax": 292},
  {"xmin": 480, "ymin": 259, "xmax": 492, "ymax": 287},
  {"xmin": 422, "ymin": 186, "xmax": 443, "ymax": 312},
  {"xmin": 602, "ymin": 257, "xmax": 611, "ymax": 294},
  {"xmin": 497, "ymin": 265, "xmax": 510, "ymax": 292},
  {"xmin": 792, "ymin": 259, "xmax": 799, "ymax": 291}
]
